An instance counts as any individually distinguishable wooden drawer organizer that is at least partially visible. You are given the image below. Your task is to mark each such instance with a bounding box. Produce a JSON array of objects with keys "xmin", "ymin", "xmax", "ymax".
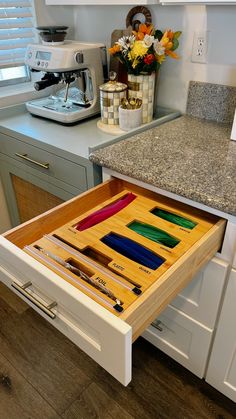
[
  {"xmin": 24, "ymin": 185, "xmax": 224, "ymax": 321},
  {"xmin": 0, "ymin": 178, "xmax": 226, "ymax": 385}
]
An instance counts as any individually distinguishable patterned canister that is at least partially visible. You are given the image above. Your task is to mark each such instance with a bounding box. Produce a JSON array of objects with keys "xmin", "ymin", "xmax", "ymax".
[
  {"xmin": 99, "ymin": 72, "xmax": 127, "ymax": 125},
  {"xmin": 127, "ymin": 73, "xmax": 155, "ymax": 124}
]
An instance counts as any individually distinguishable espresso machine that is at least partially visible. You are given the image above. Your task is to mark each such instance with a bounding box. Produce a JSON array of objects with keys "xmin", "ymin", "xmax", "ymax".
[{"xmin": 25, "ymin": 36, "xmax": 107, "ymax": 124}]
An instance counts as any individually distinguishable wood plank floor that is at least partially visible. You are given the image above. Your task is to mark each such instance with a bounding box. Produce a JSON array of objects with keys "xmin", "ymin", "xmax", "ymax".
[{"xmin": 0, "ymin": 282, "xmax": 235, "ymax": 419}]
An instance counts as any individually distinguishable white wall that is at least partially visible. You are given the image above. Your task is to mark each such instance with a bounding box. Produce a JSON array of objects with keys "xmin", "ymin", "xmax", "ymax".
[
  {"xmin": 34, "ymin": 0, "xmax": 75, "ymax": 39},
  {"xmin": 73, "ymin": 5, "xmax": 236, "ymax": 113}
]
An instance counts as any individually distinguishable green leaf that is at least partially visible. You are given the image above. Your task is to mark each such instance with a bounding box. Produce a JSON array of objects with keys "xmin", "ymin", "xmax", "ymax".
[
  {"xmin": 172, "ymin": 38, "xmax": 179, "ymax": 51},
  {"xmin": 154, "ymin": 30, "xmax": 163, "ymax": 41},
  {"xmin": 174, "ymin": 31, "xmax": 182, "ymax": 39}
]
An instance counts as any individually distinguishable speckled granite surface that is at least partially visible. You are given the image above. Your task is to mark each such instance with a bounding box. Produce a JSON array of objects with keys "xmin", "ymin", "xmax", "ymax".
[
  {"xmin": 187, "ymin": 81, "xmax": 236, "ymax": 123},
  {"xmin": 90, "ymin": 115, "xmax": 236, "ymax": 215}
]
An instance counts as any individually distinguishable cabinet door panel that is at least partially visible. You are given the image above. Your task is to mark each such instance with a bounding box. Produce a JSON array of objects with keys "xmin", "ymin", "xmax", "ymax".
[
  {"xmin": 142, "ymin": 305, "xmax": 212, "ymax": 378},
  {"xmin": 170, "ymin": 258, "xmax": 228, "ymax": 328},
  {"xmin": 0, "ymin": 157, "xmax": 81, "ymax": 226},
  {"xmin": 206, "ymin": 269, "xmax": 236, "ymax": 402}
]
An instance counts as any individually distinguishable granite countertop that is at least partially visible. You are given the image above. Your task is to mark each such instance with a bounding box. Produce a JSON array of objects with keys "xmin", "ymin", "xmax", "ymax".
[{"xmin": 90, "ymin": 115, "xmax": 236, "ymax": 216}]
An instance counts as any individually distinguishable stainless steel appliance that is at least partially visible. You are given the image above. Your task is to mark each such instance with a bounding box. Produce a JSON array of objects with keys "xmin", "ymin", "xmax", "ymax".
[{"xmin": 25, "ymin": 41, "xmax": 107, "ymax": 124}]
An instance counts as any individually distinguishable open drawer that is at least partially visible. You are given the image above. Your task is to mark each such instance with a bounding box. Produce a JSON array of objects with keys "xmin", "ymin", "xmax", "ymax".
[{"xmin": 0, "ymin": 178, "xmax": 226, "ymax": 385}]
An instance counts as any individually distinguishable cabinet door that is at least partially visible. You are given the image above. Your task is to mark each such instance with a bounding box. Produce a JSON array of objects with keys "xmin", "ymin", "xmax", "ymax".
[
  {"xmin": 206, "ymin": 268, "xmax": 236, "ymax": 402},
  {"xmin": 0, "ymin": 157, "xmax": 81, "ymax": 227},
  {"xmin": 142, "ymin": 306, "xmax": 212, "ymax": 378},
  {"xmin": 170, "ymin": 257, "xmax": 228, "ymax": 328}
]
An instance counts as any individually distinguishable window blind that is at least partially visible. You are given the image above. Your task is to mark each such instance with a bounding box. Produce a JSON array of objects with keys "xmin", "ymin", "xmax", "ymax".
[{"xmin": 0, "ymin": 0, "xmax": 35, "ymax": 69}]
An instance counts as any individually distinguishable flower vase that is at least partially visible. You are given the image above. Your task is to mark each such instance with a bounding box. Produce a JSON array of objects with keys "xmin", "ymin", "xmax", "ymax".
[{"xmin": 127, "ymin": 73, "xmax": 155, "ymax": 124}]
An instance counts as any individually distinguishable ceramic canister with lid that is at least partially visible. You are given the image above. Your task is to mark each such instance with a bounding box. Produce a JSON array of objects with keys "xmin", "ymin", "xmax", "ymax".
[{"xmin": 99, "ymin": 72, "xmax": 127, "ymax": 125}]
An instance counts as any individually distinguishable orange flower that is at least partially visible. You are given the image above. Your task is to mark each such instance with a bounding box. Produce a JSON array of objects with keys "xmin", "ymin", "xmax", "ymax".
[
  {"xmin": 139, "ymin": 23, "xmax": 154, "ymax": 35},
  {"xmin": 165, "ymin": 29, "xmax": 175, "ymax": 40},
  {"xmin": 109, "ymin": 44, "xmax": 121, "ymax": 55},
  {"xmin": 133, "ymin": 23, "xmax": 154, "ymax": 40},
  {"xmin": 160, "ymin": 31, "xmax": 173, "ymax": 51},
  {"xmin": 165, "ymin": 50, "xmax": 179, "ymax": 59}
]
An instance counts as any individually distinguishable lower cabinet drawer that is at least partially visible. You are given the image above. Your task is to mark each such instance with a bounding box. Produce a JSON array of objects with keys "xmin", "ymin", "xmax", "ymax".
[
  {"xmin": 0, "ymin": 178, "xmax": 226, "ymax": 385},
  {"xmin": 0, "ymin": 132, "xmax": 87, "ymax": 191},
  {"xmin": 142, "ymin": 305, "xmax": 213, "ymax": 378}
]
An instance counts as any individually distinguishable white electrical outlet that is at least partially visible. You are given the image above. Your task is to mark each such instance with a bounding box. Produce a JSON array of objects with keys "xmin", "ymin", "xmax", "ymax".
[{"xmin": 191, "ymin": 31, "xmax": 209, "ymax": 64}]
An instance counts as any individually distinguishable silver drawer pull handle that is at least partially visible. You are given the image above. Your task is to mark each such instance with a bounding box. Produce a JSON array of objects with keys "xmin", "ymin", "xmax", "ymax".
[
  {"xmin": 11, "ymin": 281, "xmax": 57, "ymax": 319},
  {"xmin": 15, "ymin": 153, "xmax": 49, "ymax": 169},
  {"xmin": 151, "ymin": 320, "xmax": 163, "ymax": 332}
]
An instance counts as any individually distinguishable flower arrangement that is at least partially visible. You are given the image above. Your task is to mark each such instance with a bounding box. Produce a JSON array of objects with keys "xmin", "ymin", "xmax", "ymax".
[{"xmin": 109, "ymin": 23, "xmax": 181, "ymax": 76}]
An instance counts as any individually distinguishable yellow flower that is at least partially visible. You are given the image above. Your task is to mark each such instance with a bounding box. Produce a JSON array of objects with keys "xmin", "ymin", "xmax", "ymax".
[
  {"xmin": 129, "ymin": 41, "xmax": 148, "ymax": 60},
  {"xmin": 156, "ymin": 54, "xmax": 166, "ymax": 64}
]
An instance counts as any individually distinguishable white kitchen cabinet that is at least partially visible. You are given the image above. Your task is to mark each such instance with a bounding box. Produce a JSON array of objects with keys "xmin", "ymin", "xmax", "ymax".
[
  {"xmin": 46, "ymin": 1, "xmax": 158, "ymax": 5},
  {"xmin": 169, "ymin": 257, "xmax": 229, "ymax": 329},
  {"xmin": 142, "ymin": 257, "xmax": 229, "ymax": 377},
  {"xmin": 206, "ymin": 268, "xmax": 236, "ymax": 403},
  {"xmin": 142, "ymin": 306, "xmax": 213, "ymax": 378}
]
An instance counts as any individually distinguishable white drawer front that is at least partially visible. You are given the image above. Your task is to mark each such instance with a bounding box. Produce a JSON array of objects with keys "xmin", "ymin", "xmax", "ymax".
[
  {"xmin": 170, "ymin": 257, "xmax": 228, "ymax": 328},
  {"xmin": 0, "ymin": 236, "xmax": 132, "ymax": 386},
  {"xmin": 142, "ymin": 305, "xmax": 212, "ymax": 378}
]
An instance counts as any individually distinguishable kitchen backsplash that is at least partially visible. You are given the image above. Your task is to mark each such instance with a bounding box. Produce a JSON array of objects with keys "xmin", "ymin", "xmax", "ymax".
[{"xmin": 186, "ymin": 81, "xmax": 236, "ymax": 124}]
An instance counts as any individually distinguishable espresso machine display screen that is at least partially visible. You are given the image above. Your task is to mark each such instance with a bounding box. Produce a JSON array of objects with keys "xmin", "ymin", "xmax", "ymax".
[{"xmin": 36, "ymin": 51, "xmax": 52, "ymax": 60}]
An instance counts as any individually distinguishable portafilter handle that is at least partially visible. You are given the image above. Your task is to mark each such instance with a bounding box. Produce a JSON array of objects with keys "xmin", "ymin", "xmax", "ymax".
[{"xmin": 34, "ymin": 74, "xmax": 61, "ymax": 91}]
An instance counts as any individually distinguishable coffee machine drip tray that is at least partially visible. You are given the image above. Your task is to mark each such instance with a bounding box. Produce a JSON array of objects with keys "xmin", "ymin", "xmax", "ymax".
[
  {"xmin": 26, "ymin": 97, "xmax": 94, "ymax": 124},
  {"xmin": 29, "ymin": 97, "xmax": 88, "ymax": 112}
]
